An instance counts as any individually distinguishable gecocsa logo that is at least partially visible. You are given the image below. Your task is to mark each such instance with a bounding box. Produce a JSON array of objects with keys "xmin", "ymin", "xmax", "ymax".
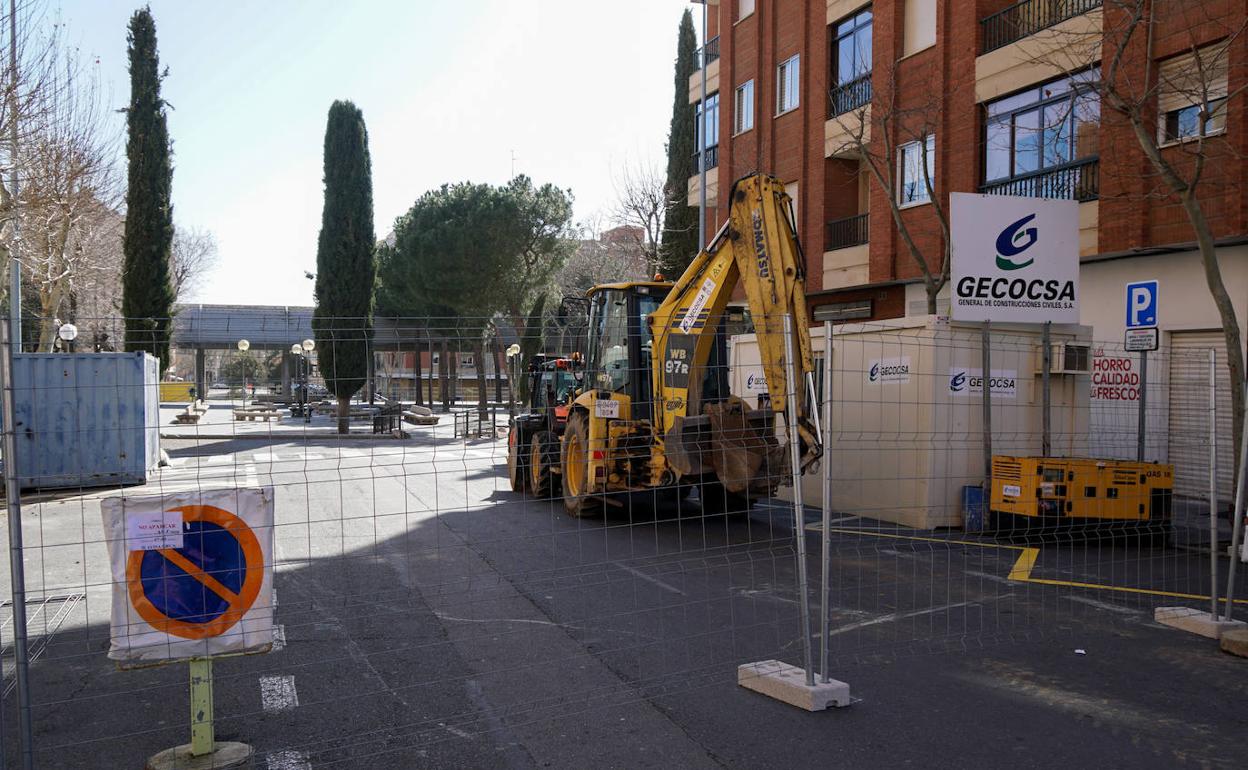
[
  {"xmin": 995, "ymin": 213, "xmax": 1038, "ymax": 270},
  {"xmin": 950, "ymin": 371, "xmax": 968, "ymax": 391}
]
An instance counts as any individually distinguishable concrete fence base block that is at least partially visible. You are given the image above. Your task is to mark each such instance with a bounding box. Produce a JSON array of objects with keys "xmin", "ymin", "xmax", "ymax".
[
  {"xmin": 1154, "ymin": 607, "xmax": 1248, "ymax": 639},
  {"xmin": 1220, "ymin": 628, "xmax": 1248, "ymax": 658},
  {"xmin": 147, "ymin": 742, "xmax": 253, "ymax": 770},
  {"xmin": 737, "ymin": 660, "xmax": 851, "ymax": 711}
]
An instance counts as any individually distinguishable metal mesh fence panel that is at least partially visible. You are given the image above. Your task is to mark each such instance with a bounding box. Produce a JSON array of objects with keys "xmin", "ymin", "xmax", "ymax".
[{"xmin": 0, "ymin": 313, "xmax": 1244, "ymax": 768}]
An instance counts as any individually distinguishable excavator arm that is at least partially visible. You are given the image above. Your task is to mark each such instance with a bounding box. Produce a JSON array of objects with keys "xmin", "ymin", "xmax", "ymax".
[{"xmin": 646, "ymin": 174, "xmax": 822, "ymax": 490}]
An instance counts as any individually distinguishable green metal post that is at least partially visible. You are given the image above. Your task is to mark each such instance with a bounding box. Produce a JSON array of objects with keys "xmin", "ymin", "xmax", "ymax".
[{"xmin": 189, "ymin": 658, "xmax": 215, "ymax": 756}]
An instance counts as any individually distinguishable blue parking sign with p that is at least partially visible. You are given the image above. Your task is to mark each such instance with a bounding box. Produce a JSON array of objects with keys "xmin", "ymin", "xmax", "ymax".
[{"xmin": 1126, "ymin": 280, "xmax": 1158, "ymax": 329}]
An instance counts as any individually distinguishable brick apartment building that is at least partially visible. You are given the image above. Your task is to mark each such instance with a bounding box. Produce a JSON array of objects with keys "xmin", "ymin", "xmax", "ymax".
[{"xmin": 687, "ymin": 0, "xmax": 1248, "ymax": 342}]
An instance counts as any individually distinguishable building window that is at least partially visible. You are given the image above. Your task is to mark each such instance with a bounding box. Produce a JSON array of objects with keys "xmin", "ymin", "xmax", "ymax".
[
  {"xmin": 983, "ymin": 70, "xmax": 1099, "ymax": 199},
  {"xmin": 738, "ymin": 0, "xmax": 755, "ymax": 22},
  {"xmin": 903, "ymin": 0, "xmax": 936, "ymax": 56},
  {"xmin": 734, "ymin": 80, "xmax": 755, "ymax": 134},
  {"xmin": 777, "ymin": 55, "xmax": 800, "ymax": 114},
  {"xmin": 1158, "ymin": 45, "xmax": 1229, "ymax": 144},
  {"xmin": 696, "ymin": 92, "xmax": 720, "ymax": 153},
  {"xmin": 897, "ymin": 134, "xmax": 935, "ymax": 207},
  {"xmin": 833, "ymin": 8, "xmax": 873, "ymax": 85}
]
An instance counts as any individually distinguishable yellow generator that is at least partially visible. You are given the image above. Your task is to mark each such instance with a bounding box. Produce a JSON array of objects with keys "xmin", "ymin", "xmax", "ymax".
[{"xmin": 990, "ymin": 456, "xmax": 1173, "ymax": 539}]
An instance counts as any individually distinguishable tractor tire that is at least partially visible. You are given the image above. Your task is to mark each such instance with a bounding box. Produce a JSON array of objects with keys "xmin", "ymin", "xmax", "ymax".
[
  {"xmin": 560, "ymin": 411, "xmax": 602, "ymax": 518},
  {"xmin": 529, "ymin": 430, "xmax": 557, "ymax": 498},
  {"xmin": 506, "ymin": 425, "xmax": 528, "ymax": 493}
]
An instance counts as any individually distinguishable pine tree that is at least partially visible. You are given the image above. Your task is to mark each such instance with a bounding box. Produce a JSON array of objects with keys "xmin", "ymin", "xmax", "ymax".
[
  {"xmin": 312, "ymin": 100, "xmax": 376, "ymax": 434},
  {"xmin": 658, "ymin": 10, "xmax": 700, "ymax": 277},
  {"xmin": 121, "ymin": 6, "xmax": 176, "ymax": 371}
]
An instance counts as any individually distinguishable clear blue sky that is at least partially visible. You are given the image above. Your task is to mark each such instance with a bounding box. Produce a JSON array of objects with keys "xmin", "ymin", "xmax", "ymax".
[{"xmin": 52, "ymin": 0, "xmax": 697, "ymax": 306}]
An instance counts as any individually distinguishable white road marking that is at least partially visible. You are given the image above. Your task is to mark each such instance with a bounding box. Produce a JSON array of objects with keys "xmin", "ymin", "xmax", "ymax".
[
  {"xmin": 1065, "ymin": 595, "xmax": 1141, "ymax": 615},
  {"xmin": 440, "ymin": 722, "xmax": 474, "ymax": 739},
  {"xmin": 965, "ymin": 569, "xmax": 1015, "ymax": 586},
  {"xmin": 614, "ymin": 562, "xmax": 686, "ymax": 595},
  {"xmin": 271, "ymin": 625, "xmax": 287, "ymax": 652},
  {"xmin": 338, "ymin": 448, "xmax": 363, "ymax": 458},
  {"xmin": 260, "ymin": 675, "xmax": 299, "ymax": 713},
  {"xmin": 206, "ymin": 455, "xmax": 233, "ymax": 466},
  {"xmin": 803, "ymin": 515, "xmax": 861, "ymax": 530},
  {"xmin": 825, "ymin": 600, "xmax": 982, "ymax": 637},
  {"xmin": 265, "ymin": 750, "xmax": 311, "ymax": 770}
]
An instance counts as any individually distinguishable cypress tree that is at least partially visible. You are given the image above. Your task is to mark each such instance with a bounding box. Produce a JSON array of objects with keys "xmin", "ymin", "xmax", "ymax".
[
  {"xmin": 312, "ymin": 100, "xmax": 376, "ymax": 434},
  {"xmin": 658, "ymin": 10, "xmax": 700, "ymax": 277},
  {"xmin": 121, "ymin": 7, "xmax": 176, "ymax": 371}
]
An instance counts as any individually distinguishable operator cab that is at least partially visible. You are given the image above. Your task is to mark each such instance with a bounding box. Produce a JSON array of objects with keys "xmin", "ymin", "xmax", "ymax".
[{"xmin": 582, "ymin": 281, "xmax": 730, "ymax": 424}]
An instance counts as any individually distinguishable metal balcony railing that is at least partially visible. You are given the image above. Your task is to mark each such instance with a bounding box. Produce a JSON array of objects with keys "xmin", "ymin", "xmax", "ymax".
[
  {"xmin": 981, "ymin": 0, "xmax": 1102, "ymax": 54},
  {"xmin": 829, "ymin": 74, "xmax": 872, "ymax": 118},
  {"xmin": 698, "ymin": 36, "xmax": 720, "ymax": 68},
  {"xmin": 825, "ymin": 213, "xmax": 869, "ymax": 251},
  {"xmin": 691, "ymin": 144, "xmax": 719, "ymax": 172},
  {"xmin": 980, "ymin": 157, "xmax": 1099, "ymax": 202}
]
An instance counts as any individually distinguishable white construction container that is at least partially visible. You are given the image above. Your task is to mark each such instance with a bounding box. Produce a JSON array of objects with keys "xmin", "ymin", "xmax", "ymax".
[{"xmin": 728, "ymin": 315, "xmax": 1092, "ymax": 529}]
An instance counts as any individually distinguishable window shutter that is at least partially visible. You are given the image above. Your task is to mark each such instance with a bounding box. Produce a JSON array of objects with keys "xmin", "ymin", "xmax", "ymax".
[{"xmin": 1158, "ymin": 45, "xmax": 1229, "ymax": 114}]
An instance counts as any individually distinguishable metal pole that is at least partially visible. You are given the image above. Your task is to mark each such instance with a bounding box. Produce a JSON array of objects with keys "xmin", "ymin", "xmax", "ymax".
[
  {"xmin": 8, "ymin": 0, "xmax": 21, "ymax": 346},
  {"xmin": 697, "ymin": 0, "xmax": 707, "ymax": 253},
  {"xmin": 1041, "ymin": 321, "xmax": 1051, "ymax": 457},
  {"xmin": 189, "ymin": 658, "xmax": 214, "ymax": 756},
  {"xmin": 1137, "ymin": 350, "xmax": 1148, "ymax": 461},
  {"xmin": 2, "ymin": 319, "xmax": 36, "ymax": 770},
  {"xmin": 1223, "ymin": 382, "xmax": 1248, "ymax": 622},
  {"xmin": 981, "ymin": 322, "xmax": 993, "ymax": 493},
  {"xmin": 1209, "ymin": 349, "xmax": 1219, "ymax": 620},
  {"xmin": 819, "ymin": 321, "xmax": 833, "ymax": 683},
  {"xmin": 782, "ymin": 315, "xmax": 815, "ymax": 686}
]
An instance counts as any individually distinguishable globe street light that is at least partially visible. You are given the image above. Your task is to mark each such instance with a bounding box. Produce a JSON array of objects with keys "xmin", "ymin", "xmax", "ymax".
[
  {"xmin": 237, "ymin": 339, "xmax": 251, "ymax": 405},
  {"xmin": 505, "ymin": 344, "xmax": 522, "ymax": 417},
  {"xmin": 57, "ymin": 322, "xmax": 78, "ymax": 352}
]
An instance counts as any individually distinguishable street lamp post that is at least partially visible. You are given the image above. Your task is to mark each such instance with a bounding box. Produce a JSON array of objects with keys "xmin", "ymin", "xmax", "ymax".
[
  {"xmin": 237, "ymin": 339, "xmax": 250, "ymax": 406},
  {"xmin": 301, "ymin": 338, "xmax": 314, "ymax": 423},
  {"xmin": 505, "ymin": 343, "xmax": 521, "ymax": 417},
  {"xmin": 56, "ymin": 322, "xmax": 77, "ymax": 353}
]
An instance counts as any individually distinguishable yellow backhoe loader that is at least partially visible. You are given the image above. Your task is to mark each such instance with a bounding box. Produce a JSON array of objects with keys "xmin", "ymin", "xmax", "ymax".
[{"xmin": 551, "ymin": 173, "xmax": 822, "ymax": 517}]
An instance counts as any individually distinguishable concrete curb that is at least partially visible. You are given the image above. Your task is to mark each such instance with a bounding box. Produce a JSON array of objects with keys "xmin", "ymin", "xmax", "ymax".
[{"xmin": 160, "ymin": 432, "xmax": 407, "ymax": 441}]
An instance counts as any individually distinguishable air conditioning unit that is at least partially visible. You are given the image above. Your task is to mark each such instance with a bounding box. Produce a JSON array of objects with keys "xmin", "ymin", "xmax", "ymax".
[{"xmin": 1036, "ymin": 343, "xmax": 1091, "ymax": 375}]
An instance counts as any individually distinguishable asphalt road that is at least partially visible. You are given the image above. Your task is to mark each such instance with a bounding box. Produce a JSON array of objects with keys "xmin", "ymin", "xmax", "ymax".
[{"xmin": 3, "ymin": 425, "xmax": 1247, "ymax": 769}]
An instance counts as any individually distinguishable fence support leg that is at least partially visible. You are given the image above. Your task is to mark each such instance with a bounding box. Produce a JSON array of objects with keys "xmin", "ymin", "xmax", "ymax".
[
  {"xmin": 1, "ymin": 319, "xmax": 36, "ymax": 770},
  {"xmin": 736, "ymin": 315, "xmax": 850, "ymax": 711},
  {"xmin": 1223, "ymin": 383, "xmax": 1248, "ymax": 622},
  {"xmin": 1210, "ymin": 349, "xmax": 1219, "ymax": 620}
]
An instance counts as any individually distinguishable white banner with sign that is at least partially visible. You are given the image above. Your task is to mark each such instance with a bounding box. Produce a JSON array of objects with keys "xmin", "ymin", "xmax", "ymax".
[
  {"xmin": 947, "ymin": 367, "xmax": 1018, "ymax": 399},
  {"xmin": 101, "ymin": 488, "xmax": 275, "ymax": 666},
  {"xmin": 867, "ymin": 357, "xmax": 911, "ymax": 384},
  {"xmin": 950, "ymin": 193, "xmax": 1079, "ymax": 323}
]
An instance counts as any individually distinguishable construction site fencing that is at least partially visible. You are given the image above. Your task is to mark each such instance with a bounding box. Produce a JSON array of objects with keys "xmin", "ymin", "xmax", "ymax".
[{"xmin": 0, "ymin": 314, "xmax": 1243, "ymax": 768}]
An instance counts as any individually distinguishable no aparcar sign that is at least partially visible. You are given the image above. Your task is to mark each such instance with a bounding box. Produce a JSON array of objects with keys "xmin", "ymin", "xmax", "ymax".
[{"xmin": 102, "ymin": 488, "xmax": 275, "ymax": 665}]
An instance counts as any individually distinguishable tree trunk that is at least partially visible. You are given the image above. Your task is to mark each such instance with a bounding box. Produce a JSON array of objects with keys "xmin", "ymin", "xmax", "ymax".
[
  {"xmin": 475, "ymin": 338, "xmax": 489, "ymax": 426},
  {"xmin": 439, "ymin": 339, "xmax": 450, "ymax": 412},
  {"xmin": 412, "ymin": 345, "xmax": 423, "ymax": 407},
  {"xmin": 336, "ymin": 394, "xmax": 350, "ymax": 434},
  {"xmin": 1183, "ymin": 194, "xmax": 1246, "ymax": 486},
  {"xmin": 925, "ymin": 280, "xmax": 939, "ymax": 315}
]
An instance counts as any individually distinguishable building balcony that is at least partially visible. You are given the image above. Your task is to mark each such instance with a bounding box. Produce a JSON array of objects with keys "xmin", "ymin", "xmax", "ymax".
[
  {"xmin": 828, "ymin": 74, "xmax": 872, "ymax": 118},
  {"xmin": 700, "ymin": 36, "xmax": 720, "ymax": 67},
  {"xmin": 975, "ymin": 1, "xmax": 1102, "ymax": 103},
  {"xmin": 981, "ymin": 0, "xmax": 1102, "ymax": 54},
  {"xmin": 687, "ymin": 164, "xmax": 720, "ymax": 207},
  {"xmin": 688, "ymin": 41, "xmax": 721, "ymax": 104},
  {"xmin": 825, "ymin": 213, "xmax": 869, "ymax": 251},
  {"xmin": 980, "ymin": 156, "xmax": 1099, "ymax": 202},
  {"xmin": 691, "ymin": 144, "xmax": 719, "ymax": 173}
]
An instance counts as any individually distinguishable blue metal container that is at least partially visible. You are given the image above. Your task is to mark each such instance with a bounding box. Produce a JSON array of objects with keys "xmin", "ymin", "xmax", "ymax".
[{"xmin": 7, "ymin": 352, "xmax": 161, "ymax": 489}]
